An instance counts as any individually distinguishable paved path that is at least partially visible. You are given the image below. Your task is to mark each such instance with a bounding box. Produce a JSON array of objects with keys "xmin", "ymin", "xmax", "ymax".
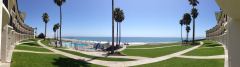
[
  {"xmin": 0, "ymin": 62, "xmax": 10, "ymax": 67},
  {"xmin": 124, "ymin": 42, "xmax": 203, "ymax": 66},
  {"xmin": 37, "ymin": 39, "xmax": 203, "ymax": 67},
  {"xmin": 116, "ymin": 45, "xmax": 127, "ymax": 51},
  {"xmin": 176, "ymin": 55, "xmax": 225, "ymax": 59},
  {"xmin": 13, "ymin": 49, "xmax": 55, "ymax": 54},
  {"xmin": 126, "ymin": 45, "xmax": 179, "ymax": 49}
]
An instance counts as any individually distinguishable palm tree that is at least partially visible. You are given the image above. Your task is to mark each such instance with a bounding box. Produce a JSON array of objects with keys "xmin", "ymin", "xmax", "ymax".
[
  {"xmin": 114, "ymin": 8, "xmax": 125, "ymax": 48},
  {"xmin": 179, "ymin": 19, "xmax": 184, "ymax": 44},
  {"xmin": 53, "ymin": 25, "xmax": 57, "ymax": 40},
  {"xmin": 53, "ymin": 23, "xmax": 59, "ymax": 40},
  {"xmin": 42, "ymin": 13, "xmax": 49, "ymax": 40},
  {"xmin": 54, "ymin": 0, "xmax": 66, "ymax": 47},
  {"xmin": 56, "ymin": 23, "xmax": 60, "ymax": 40},
  {"xmin": 183, "ymin": 13, "xmax": 192, "ymax": 43},
  {"xmin": 111, "ymin": 0, "xmax": 115, "ymax": 54},
  {"xmin": 186, "ymin": 26, "xmax": 191, "ymax": 42},
  {"xmin": 188, "ymin": 0, "xmax": 199, "ymax": 45}
]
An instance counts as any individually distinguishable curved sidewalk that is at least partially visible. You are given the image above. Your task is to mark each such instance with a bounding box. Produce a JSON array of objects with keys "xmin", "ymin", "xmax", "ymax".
[
  {"xmin": 126, "ymin": 45, "xmax": 179, "ymax": 49},
  {"xmin": 176, "ymin": 55, "xmax": 225, "ymax": 59},
  {"xmin": 37, "ymin": 39, "xmax": 203, "ymax": 67}
]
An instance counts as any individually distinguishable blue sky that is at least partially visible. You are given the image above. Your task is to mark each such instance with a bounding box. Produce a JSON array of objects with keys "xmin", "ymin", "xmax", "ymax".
[{"xmin": 18, "ymin": 0, "xmax": 220, "ymax": 37}]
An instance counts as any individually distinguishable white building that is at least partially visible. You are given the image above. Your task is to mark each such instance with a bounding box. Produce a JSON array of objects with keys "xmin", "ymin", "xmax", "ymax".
[
  {"xmin": 207, "ymin": 0, "xmax": 240, "ymax": 67},
  {"xmin": 0, "ymin": 0, "xmax": 34, "ymax": 63}
]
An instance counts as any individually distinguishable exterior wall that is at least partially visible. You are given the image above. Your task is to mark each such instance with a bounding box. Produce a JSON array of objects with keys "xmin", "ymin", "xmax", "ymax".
[
  {"xmin": 206, "ymin": 11, "xmax": 230, "ymax": 67},
  {"xmin": 209, "ymin": 0, "xmax": 240, "ymax": 67},
  {"xmin": 0, "ymin": 0, "xmax": 34, "ymax": 63},
  {"xmin": 0, "ymin": 0, "xmax": 3, "ymax": 60}
]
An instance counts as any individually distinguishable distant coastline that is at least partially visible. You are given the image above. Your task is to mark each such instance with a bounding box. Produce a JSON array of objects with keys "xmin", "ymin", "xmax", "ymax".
[{"xmin": 63, "ymin": 37, "xmax": 204, "ymax": 43}]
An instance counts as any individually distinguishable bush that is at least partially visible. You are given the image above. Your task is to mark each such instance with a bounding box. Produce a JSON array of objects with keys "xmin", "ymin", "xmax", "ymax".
[{"xmin": 38, "ymin": 33, "xmax": 45, "ymax": 39}]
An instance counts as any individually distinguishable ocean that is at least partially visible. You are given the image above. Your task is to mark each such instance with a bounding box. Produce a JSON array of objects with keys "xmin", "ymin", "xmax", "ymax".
[{"xmin": 63, "ymin": 37, "xmax": 200, "ymax": 43}]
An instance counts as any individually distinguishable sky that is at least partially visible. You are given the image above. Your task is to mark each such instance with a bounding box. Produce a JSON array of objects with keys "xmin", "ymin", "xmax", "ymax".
[{"xmin": 18, "ymin": 0, "xmax": 220, "ymax": 38}]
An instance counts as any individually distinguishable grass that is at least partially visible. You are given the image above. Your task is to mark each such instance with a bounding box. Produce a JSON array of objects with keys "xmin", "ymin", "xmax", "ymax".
[
  {"xmin": 201, "ymin": 40, "xmax": 222, "ymax": 47},
  {"xmin": 20, "ymin": 39, "xmax": 39, "ymax": 42},
  {"xmin": 133, "ymin": 57, "xmax": 224, "ymax": 67},
  {"xmin": 41, "ymin": 39, "xmax": 51, "ymax": 46},
  {"xmin": 121, "ymin": 46, "xmax": 192, "ymax": 58},
  {"xmin": 19, "ymin": 42, "xmax": 40, "ymax": 46},
  {"xmin": 40, "ymin": 39, "xmax": 134, "ymax": 61},
  {"xmin": 15, "ymin": 41, "xmax": 51, "ymax": 52},
  {"xmin": 15, "ymin": 45, "xmax": 51, "ymax": 52},
  {"xmin": 57, "ymin": 49, "xmax": 134, "ymax": 61},
  {"xmin": 184, "ymin": 47, "xmax": 224, "ymax": 56},
  {"xmin": 127, "ymin": 43, "xmax": 179, "ymax": 48},
  {"xmin": 184, "ymin": 40, "xmax": 224, "ymax": 56},
  {"xmin": 11, "ymin": 52, "xmax": 104, "ymax": 67}
]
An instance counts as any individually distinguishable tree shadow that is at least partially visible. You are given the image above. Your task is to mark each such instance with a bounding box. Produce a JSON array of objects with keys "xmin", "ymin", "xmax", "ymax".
[
  {"xmin": 52, "ymin": 57, "xmax": 93, "ymax": 67},
  {"xmin": 21, "ymin": 42, "xmax": 40, "ymax": 46},
  {"xmin": 205, "ymin": 44, "xmax": 221, "ymax": 47}
]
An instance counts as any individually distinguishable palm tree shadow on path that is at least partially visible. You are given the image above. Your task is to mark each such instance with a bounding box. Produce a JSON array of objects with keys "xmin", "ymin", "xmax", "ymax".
[{"xmin": 52, "ymin": 57, "xmax": 92, "ymax": 67}]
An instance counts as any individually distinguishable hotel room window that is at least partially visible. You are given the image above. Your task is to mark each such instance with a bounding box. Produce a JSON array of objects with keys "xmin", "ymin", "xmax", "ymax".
[{"xmin": 3, "ymin": 0, "xmax": 8, "ymax": 8}]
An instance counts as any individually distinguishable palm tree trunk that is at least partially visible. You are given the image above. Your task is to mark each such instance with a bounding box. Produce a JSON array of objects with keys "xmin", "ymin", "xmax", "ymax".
[
  {"xmin": 54, "ymin": 32, "xmax": 56, "ymax": 40},
  {"xmin": 111, "ymin": 0, "xmax": 115, "ymax": 54},
  {"xmin": 44, "ymin": 23, "xmax": 47, "ymax": 40},
  {"xmin": 116, "ymin": 22, "xmax": 119, "ymax": 46},
  {"xmin": 192, "ymin": 18, "xmax": 195, "ymax": 45},
  {"xmin": 60, "ymin": 6, "xmax": 62, "ymax": 47},
  {"xmin": 56, "ymin": 30, "xmax": 58, "ymax": 40},
  {"xmin": 187, "ymin": 32, "xmax": 189, "ymax": 44},
  {"xmin": 181, "ymin": 26, "xmax": 183, "ymax": 44},
  {"xmin": 119, "ymin": 23, "xmax": 121, "ymax": 46}
]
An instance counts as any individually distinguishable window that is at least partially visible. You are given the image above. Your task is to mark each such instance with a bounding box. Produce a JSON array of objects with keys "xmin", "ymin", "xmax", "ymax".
[{"xmin": 3, "ymin": 0, "xmax": 8, "ymax": 8}]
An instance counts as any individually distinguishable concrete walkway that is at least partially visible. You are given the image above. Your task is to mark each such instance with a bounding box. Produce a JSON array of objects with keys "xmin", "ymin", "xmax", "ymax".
[
  {"xmin": 176, "ymin": 55, "xmax": 225, "ymax": 59},
  {"xmin": 0, "ymin": 62, "xmax": 10, "ymax": 67},
  {"xmin": 126, "ymin": 45, "xmax": 179, "ymax": 49},
  {"xmin": 13, "ymin": 49, "xmax": 55, "ymax": 54},
  {"xmin": 116, "ymin": 45, "xmax": 127, "ymax": 51},
  {"xmin": 37, "ymin": 39, "xmax": 203, "ymax": 67}
]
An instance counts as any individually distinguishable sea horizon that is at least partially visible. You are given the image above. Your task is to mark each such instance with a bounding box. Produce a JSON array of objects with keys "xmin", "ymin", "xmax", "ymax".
[{"xmin": 63, "ymin": 36, "xmax": 205, "ymax": 43}]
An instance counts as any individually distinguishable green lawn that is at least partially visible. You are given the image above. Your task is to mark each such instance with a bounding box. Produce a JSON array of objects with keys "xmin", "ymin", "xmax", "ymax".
[
  {"xmin": 20, "ymin": 39, "xmax": 39, "ymax": 42},
  {"xmin": 19, "ymin": 42, "xmax": 40, "ymax": 46},
  {"xmin": 121, "ymin": 46, "xmax": 192, "ymax": 58},
  {"xmin": 11, "ymin": 52, "xmax": 104, "ymax": 67},
  {"xmin": 184, "ymin": 40, "xmax": 224, "ymax": 56},
  {"xmin": 39, "ymin": 39, "xmax": 134, "ymax": 61},
  {"xmin": 41, "ymin": 39, "xmax": 51, "ymax": 46},
  {"xmin": 184, "ymin": 47, "xmax": 224, "ymax": 56},
  {"xmin": 57, "ymin": 49, "xmax": 134, "ymax": 61},
  {"xmin": 201, "ymin": 40, "xmax": 222, "ymax": 47},
  {"xmin": 15, "ymin": 45, "xmax": 51, "ymax": 52},
  {"xmin": 133, "ymin": 57, "xmax": 224, "ymax": 67},
  {"xmin": 127, "ymin": 43, "xmax": 179, "ymax": 48}
]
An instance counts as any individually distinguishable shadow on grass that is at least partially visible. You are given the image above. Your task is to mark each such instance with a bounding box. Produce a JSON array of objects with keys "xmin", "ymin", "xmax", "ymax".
[
  {"xmin": 21, "ymin": 42, "xmax": 40, "ymax": 46},
  {"xmin": 205, "ymin": 44, "xmax": 221, "ymax": 47},
  {"xmin": 52, "ymin": 57, "xmax": 92, "ymax": 67}
]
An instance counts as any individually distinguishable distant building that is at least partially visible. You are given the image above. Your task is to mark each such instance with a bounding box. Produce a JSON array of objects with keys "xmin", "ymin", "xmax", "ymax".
[{"xmin": 0, "ymin": 0, "xmax": 34, "ymax": 63}]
